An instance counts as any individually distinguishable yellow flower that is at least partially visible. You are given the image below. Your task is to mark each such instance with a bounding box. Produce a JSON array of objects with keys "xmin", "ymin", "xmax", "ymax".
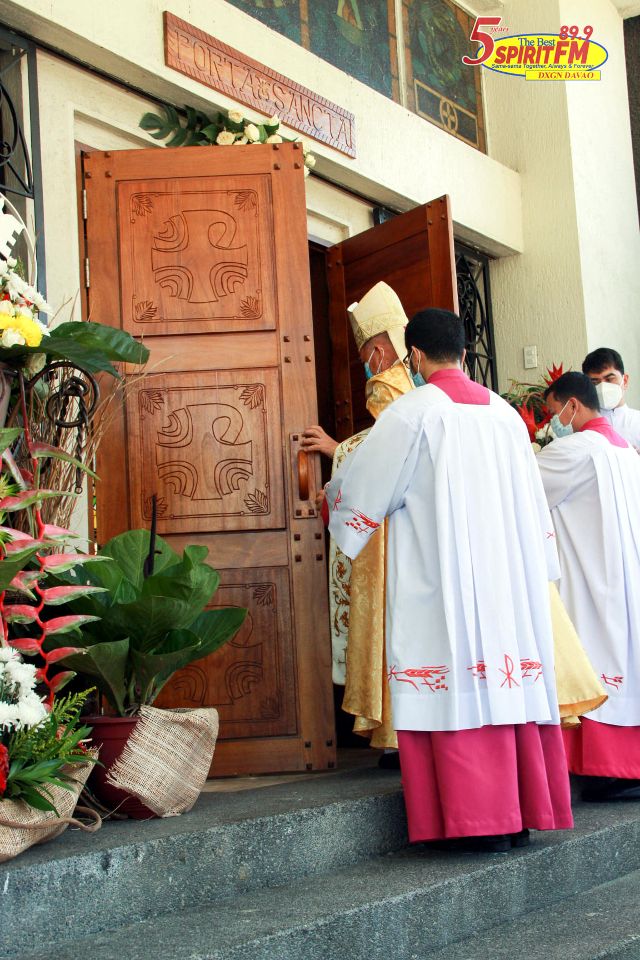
[{"xmin": 0, "ymin": 313, "xmax": 44, "ymax": 347}]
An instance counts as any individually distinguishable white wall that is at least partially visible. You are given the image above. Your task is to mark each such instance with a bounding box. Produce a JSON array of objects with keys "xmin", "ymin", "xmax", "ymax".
[
  {"xmin": 484, "ymin": 0, "xmax": 640, "ymax": 402},
  {"xmin": 0, "ymin": 0, "xmax": 523, "ymax": 256},
  {"xmin": 562, "ymin": 0, "xmax": 640, "ymax": 398}
]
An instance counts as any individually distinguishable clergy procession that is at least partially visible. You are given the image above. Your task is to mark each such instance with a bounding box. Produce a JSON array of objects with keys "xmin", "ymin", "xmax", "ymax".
[{"xmin": 303, "ymin": 282, "xmax": 640, "ymax": 854}]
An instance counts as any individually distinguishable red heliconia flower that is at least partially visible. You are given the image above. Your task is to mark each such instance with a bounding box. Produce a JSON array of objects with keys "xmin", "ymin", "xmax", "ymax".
[
  {"xmin": 0, "ymin": 743, "xmax": 9, "ymax": 797},
  {"xmin": 543, "ymin": 363, "xmax": 565, "ymax": 386},
  {"xmin": 516, "ymin": 403, "xmax": 537, "ymax": 442}
]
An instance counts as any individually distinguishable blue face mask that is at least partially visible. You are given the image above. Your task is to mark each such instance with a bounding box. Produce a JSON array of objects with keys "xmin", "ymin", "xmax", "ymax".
[
  {"xmin": 364, "ymin": 363, "xmax": 373, "ymax": 381},
  {"xmin": 409, "ymin": 348, "xmax": 426, "ymax": 387},
  {"xmin": 549, "ymin": 401, "xmax": 575, "ymax": 438}
]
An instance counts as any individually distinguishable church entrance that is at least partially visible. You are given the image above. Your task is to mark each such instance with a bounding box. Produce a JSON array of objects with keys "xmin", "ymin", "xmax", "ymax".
[{"xmin": 80, "ymin": 141, "xmax": 461, "ymax": 775}]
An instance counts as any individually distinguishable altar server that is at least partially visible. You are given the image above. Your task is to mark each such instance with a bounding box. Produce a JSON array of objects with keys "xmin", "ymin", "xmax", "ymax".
[
  {"xmin": 537, "ymin": 372, "xmax": 640, "ymax": 801},
  {"xmin": 582, "ymin": 347, "xmax": 640, "ymax": 448},
  {"xmin": 326, "ymin": 308, "xmax": 573, "ymax": 851}
]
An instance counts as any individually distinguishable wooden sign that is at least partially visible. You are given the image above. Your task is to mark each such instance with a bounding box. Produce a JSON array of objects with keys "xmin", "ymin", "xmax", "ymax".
[{"xmin": 164, "ymin": 12, "xmax": 356, "ymax": 158}]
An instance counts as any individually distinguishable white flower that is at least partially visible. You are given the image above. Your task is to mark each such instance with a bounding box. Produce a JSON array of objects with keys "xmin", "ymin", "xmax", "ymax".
[
  {"xmin": 304, "ymin": 154, "xmax": 316, "ymax": 169},
  {"xmin": 227, "ymin": 109, "xmax": 244, "ymax": 124},
  {"xmin": 266, "ymin": 134, "xmax": 283, "ymax": 144},
  {"xmin": 0, "ymin": 300, "xmax": 13, "ymax": 315},
  {"xmin": 266, "ymin": 115, "xmax": 280, "ymax": 129},
  {"xmin": 233, "ymin": 136, "xmax": 249, "ymax": 145},
  {"xmin": 304, "ymin": 165, "xmax": 311, "ymax": 178},
  {"xmin": 297, "ymin": 139, "xmax": 312, "ymax": 157},
  {"xmin": 31, "ymin": 292, "xmax": 52, "ymax": 314},
  {"xmin": 17, "ymin": 306, "xmax": 34, "ymax": 321},
  {"xmin": 0, "ymin": 647, "xmax": 18, "ymax": 663},
  {"xmin": 1, "ymin": 328, "xmax": 26, "ymax": 348},
  {"xmin": 16, "ymin": 692, "xmax": 47, "ymax": 728},
  {"xmin": 216, "ymin": 130, "xmax": 236, "ymax": 146},
  {"xmin": 244, "ymin": 123, "xmax": 260, "ymax": 143},
  {"xmin": 6, "ymin": 257, "xmax": 16, "ymax": 268}
]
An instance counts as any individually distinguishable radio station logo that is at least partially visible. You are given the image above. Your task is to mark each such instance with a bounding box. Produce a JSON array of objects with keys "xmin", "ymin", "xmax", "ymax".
[{"xmin": 463, "ymin": 18, "xmax": 608, "ymax": 81}]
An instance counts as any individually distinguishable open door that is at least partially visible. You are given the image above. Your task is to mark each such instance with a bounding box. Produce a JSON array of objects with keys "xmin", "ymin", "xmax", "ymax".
[
  {"xmin": 83, "ymin": 142, "xmax": 335, "ymax": 776},
  {"xmin": 326, "ymin": 196, "xmax": 458, "ymax": 440}
]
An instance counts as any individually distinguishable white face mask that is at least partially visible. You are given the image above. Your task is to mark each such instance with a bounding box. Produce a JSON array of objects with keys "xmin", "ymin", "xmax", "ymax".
[{"xmin": 596, "ymin": 381, "xmax": 623, "ymax": 411}]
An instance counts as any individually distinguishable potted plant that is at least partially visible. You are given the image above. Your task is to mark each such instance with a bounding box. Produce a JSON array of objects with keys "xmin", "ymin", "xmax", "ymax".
[{"xmin": 45, "ymin": 527, "xmax": 247, "ymax": 817}]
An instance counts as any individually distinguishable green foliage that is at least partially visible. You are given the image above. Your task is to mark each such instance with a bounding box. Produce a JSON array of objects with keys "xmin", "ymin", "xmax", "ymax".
[
  {"xmin": 141, "ymin": 104, "xmax": 282, "ymax": 148},
  {"xmin": 46, "ymin": 530, "xmax": 247, "ymax": 716},
  {"xmin": 0, "ymin": 322, "xmax": 149, "ymax": 378},
  {"xmin": 5, "ymin": 689, "xmax": 96, "ymax": 813}
]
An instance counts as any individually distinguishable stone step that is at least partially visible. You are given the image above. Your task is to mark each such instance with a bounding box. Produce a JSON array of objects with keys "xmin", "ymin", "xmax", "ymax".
[
  {"xmin": 10, "ymin": 798, "xmax": 640, "ymax": 960},
  {"xmin": 429, "ymin": 868, "xmax": 640, "ymax": 960},
  {"xmin": 0, "ymin": 766, "xmax": 406, "ymax": 958}
]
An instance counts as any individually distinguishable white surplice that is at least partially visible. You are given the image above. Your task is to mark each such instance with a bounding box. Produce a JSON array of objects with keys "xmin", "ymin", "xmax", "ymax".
[
  {"xmin": 326, "ymin": 385, "xmax": 561, "ymax": 733},
  {"xmin": 537, "ymin": 431, "xmax": 640, "ymax": 726},
  {"xmin": 602, "ymin": 405, "xmax": 640, "ymax": 448}
]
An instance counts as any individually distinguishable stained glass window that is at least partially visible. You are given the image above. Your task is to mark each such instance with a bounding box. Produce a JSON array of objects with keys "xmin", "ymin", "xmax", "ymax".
[
  {"xmin": 403, "ymin": 0, "xmax": 485, "ymax": 150},
  {"xmin": 223, "ymin": 0, "xmax": 484, "ymax": 152}
]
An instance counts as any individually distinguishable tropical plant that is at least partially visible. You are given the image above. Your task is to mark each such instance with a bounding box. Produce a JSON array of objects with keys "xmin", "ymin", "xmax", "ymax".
[
  {"xmin": 502, "ymin": 363, "xmax": 566, "ymax": 445},
  {"xmin": 46, "ymin": 529, "xmax": 247, "ymax": 716},
  {"xmin": 140, "ymin": 104, "xmax": 316, "ymax": 174}
]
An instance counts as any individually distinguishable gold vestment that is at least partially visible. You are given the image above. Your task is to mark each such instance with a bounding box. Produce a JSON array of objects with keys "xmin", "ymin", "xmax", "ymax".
[{"xmin": 342, "ymin": 362, "xmax": 413, "ymax": 748}]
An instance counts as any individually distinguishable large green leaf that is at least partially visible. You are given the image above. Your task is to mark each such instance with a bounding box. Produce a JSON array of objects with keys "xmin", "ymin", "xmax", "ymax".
[
  {"xmin": 0, "ymin": 322, "xmax": 149, "ymax": 377},
  {"xmin": 99, "ymin": 530, "xmax": 179, "ymax": 592},
  {"xmin": 130, "ymin": 631, "xmax": 203, "ymax": 704},
  {"xmin": 61, "ymin": 639, "xmax": 129, "ymax": 715},
  {"xmin": 189, "ymin": 606, "xmax": 247, "ymax": 658}
]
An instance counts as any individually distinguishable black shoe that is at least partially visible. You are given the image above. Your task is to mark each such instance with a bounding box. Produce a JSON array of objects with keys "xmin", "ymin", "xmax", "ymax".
[
  {"xmin": 581, "ymin": 777, "xmax": 640, "ymax": 802},
  {"xmin": 377, "ymin": 751, "xmax": 400, "ymax": 770},
  {"xmin": 426, "ymin": 834, "xmax": 511, "ymax": 854},
  {"xmin": 511, "ymin": 829, "xmax": 530, "ymax": 848}
]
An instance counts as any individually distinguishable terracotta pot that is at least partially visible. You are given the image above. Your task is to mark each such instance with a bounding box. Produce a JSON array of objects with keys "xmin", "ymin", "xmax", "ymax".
[{"xmin": 86, "ymin": 715, "xmax": 157, "ymax": 819}]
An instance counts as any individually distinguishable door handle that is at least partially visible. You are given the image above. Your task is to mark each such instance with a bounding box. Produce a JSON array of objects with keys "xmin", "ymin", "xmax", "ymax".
[{"xmin": 297, "ymin": 449, "xmax": 310, "ymax": 501}]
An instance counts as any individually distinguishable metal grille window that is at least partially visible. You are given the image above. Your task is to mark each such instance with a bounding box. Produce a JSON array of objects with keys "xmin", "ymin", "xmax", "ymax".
[
  {"xmin": 0, "ymin": 25, "xmax": 44, "ymax": 293},
  {"xmin": 456, "ymin": 242, "xmax": 497, "ymax": 391}
]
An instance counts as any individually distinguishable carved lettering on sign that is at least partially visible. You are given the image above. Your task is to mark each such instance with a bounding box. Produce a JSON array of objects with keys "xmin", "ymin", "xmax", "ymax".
[{"xmin": 163, "ymin": 11, "xmax": 356, "ymax": 158}]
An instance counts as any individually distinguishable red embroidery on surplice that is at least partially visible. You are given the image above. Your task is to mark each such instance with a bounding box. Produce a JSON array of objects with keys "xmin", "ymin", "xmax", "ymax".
[
  {"xmin": 546, "ymin": 531, "xmax": 556, "ymax": 540},
  {"xmin": 345, "ymin": 508, "xmax": 380, "ymax": 535},
  {"xmin": 468, "ymin": 660, "xmax": 487, "ymax": 680},
  {"xmin": 388, "ymin": 665, "xmax": 449, "ymax": 693},
  {"xmin": 499, "ymin": 654, "xmax": 520, "ymax": 689},
  {"xmin": 601, "ymin": 673, "xmax": 624, "ymax": 690},
  {"xmin": 333, "ymin": 489, "xmax": 342, "ymax": 512},
  {"xmin": 520, "ymin": 658, "xmax": 543, "ymax": 682}
]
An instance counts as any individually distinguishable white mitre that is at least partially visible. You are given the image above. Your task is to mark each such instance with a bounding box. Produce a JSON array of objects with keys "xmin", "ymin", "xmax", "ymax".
[{"xmin": 347, "ymin": 281, "xmax": 409, "ymax": 364}]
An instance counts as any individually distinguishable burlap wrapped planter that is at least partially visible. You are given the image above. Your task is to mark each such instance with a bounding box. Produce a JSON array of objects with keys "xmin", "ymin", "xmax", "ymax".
[
  {"xmin": 88, "ymin": 707, "xmax": 219, "ymax": 819},
  {"xmin": 0, "ymin": 758, "xmax": 100, "ymax": 862}
]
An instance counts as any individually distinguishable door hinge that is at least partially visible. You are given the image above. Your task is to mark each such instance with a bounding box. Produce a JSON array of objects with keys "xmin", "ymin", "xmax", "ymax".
[
  {"xmin": 84, "ymin": 257, "xmax": 90, "ymax": 289},
  {"xmin": 82, "ymin": 188, "xmax": 87, "ymax": 220}
]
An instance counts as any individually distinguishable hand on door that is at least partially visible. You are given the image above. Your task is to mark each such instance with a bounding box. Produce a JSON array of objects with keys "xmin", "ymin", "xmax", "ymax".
[{"xmin": 301, "ymin": 425, "xmax": 338, "ymax": 459}]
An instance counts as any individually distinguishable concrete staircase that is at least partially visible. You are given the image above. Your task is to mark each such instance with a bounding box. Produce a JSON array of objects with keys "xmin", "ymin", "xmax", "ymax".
[{"xmin": 3, "ymin": 764, "xmax": 640, "ymax": 960}]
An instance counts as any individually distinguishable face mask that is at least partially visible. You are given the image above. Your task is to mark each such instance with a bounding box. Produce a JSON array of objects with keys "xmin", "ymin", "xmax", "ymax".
[
  {"xmin": 409, "ymin": 347, "xmax": 426, "ymax": 387},
  {"xmin": 364, "ymin": 346, "xmax": 384, "ymax": 381},
  {"xmin": 549, "ymin": 400, "xmax": 576, "ymax": 438},
  {"xmin": 596, "ymin": 381, "xmax": 623, "ymax": 411}
]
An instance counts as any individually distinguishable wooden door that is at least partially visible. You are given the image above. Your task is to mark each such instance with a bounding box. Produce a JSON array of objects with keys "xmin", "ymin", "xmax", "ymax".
[
  {"xmin": 83, "ymin": 142, "xmax": 335, "ymax": 776},
  {"xmin": 327, "ymin": 196, "xmax": 458, "ymax": 440}
]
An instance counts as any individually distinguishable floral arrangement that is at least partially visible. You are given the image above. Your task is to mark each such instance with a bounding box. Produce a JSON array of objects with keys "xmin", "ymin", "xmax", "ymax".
[
  {"xmin": 0, "ymin": 419, "xmax": 101, "ymax": 814},
  {"xmin": 502, "ymin": 363, "xmax": 566, "ymax": 448},
  {"xmin": 0, "ymin": 256, "xmax": 50, "ymax": 353},
  {"xmin": 140, "ymin": 104, "xmax": 317, "ymax": 176},
  {"xmin": 0, "ymin": 650, "xmax": 93, "ymax": 812}
]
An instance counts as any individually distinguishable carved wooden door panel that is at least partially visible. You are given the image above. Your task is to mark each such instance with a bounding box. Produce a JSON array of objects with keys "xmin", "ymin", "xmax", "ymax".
[
  {"xmin": 327, "ymin": 196, "xmax": 458, "ymax": 440},
  {"xmin": 83, "ymin": 143, "xmax": 335, "ymax": 776}
]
